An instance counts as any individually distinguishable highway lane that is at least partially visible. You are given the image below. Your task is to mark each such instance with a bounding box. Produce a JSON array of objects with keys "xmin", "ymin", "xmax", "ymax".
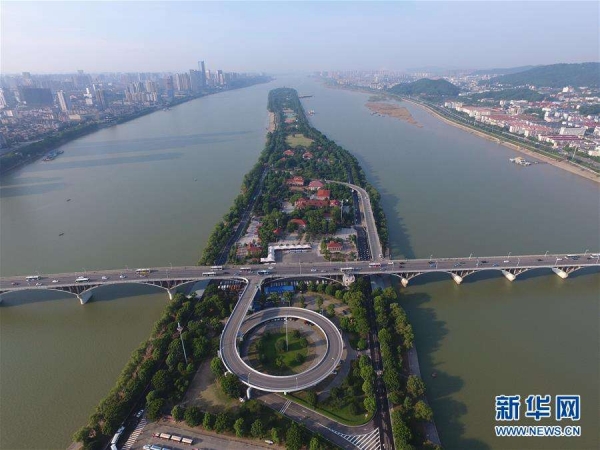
[
  {"xmin": 220, "ymin": 303, "xmax": 344, "ymax": 393},
  {"xmin": 1, "ymin": 253, "xmax": 598, "ymax": 292}
]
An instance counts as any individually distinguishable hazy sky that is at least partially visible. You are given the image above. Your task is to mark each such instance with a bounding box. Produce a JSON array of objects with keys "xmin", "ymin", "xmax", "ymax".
[{"xmin": 2, "ymin": 1, "xmax": 598, "ymax": 74}]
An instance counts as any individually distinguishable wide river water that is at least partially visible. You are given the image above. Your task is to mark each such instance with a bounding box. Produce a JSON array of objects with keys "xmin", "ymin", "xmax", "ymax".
[{"xmin": 1, "ymin": 76, "xmax": 598, "ymax": 450}]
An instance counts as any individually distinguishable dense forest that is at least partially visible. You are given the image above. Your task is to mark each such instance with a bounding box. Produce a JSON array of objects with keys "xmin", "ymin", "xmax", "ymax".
[
  {"xmin": 388, "ymin": 78, "xmax": 460, "ymax": 97},
  {"xmin": 484, "ymin": 62, "xmax": 600, "ymax": 88},
  {"xmin": 467, "ymin": 87, "xmax": 551, "ymax": 102}
]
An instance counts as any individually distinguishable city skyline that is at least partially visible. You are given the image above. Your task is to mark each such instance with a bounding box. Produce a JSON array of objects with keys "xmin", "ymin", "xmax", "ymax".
[{"xmin": 2, "ymin": 1, "xmax": 598, "ymax": 74}]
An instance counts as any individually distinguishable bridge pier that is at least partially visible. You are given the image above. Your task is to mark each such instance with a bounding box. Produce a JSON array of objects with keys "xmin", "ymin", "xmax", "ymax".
[
  {"xmin": 451, "ymin": 273, "xmax": 463, "ymax": 285},
  {"xmin": 246, "ymin": 387, "xmax": 253, "ymax": 399},
  {"xmin": 167, "ymin": 289, "xmax": 174, "ymax": 300},
  {"xmin": 78, "ymin": 290, "xmax": 94, "ymax": 305},
  {"xmin": 501, "ymin": 268, "xmax": 529, "ymax": 281},
  {"xmin": 400, "ymin": 277, "xmax": 409, "ymax": 287},
  {"xmin": 552, "ymin": 266, "xmax": 582, "ymax": 279},
  {"xmin": 342, "ymin": 274, "xmax": 355, "ymax": 286}
]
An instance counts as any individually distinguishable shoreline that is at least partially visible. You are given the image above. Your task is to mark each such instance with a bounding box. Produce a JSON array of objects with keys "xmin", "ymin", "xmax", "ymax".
[
  {"xmin": 1, "ymin": 79, "xmax": 273, "ymax": 177},
  {"xmin": 402, "ymin": 98, "xmax": 600, "ymax": 184},
  {"xmin": 319, "ymin": 79, "xmax": 600, "ymax": 184}
]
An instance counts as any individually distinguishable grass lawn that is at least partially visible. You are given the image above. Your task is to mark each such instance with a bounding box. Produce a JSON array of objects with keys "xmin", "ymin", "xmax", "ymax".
[
  {"xmin": 286, "ymin": 133, "xmax": 314, "ymax": 148},
  {"xmin": 290, "ymin": 392, "xmax": 373, "ymax": 426},
  {"xmin": 248, "ymin": 330, "xmax": 308, "ymax": 376}
]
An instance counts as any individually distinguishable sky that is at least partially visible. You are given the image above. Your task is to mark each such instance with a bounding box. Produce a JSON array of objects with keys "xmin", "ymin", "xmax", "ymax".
[{"xmin": 1, "ymin": 1, "xmax": 598, "ymax": 74}]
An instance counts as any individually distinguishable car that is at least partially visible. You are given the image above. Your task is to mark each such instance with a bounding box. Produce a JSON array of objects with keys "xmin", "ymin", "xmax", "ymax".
[
  {"xmin": 35, "ymin": 282, "xmax": 43, "ymax": 286},
  {"xmin": 537, "ymin": 258, "xmax": 543, "ymax": 261},
  {"xmin": 143, "ymin": 445, "xmax": 151, "ymax": 450},
  {"xmin": 101, "ymin": 276, "xmax": 109, "ymax": 280},
  {"xmin": 11, "ymin": 282, "xmax": 18, "ymax": 285},
  {"xmin": 135, "ymin": 408, "xmax": 144, "ymax": 418},
  {"xmin": 453, "ymin": 263, "xmax": 460, "ymax": 267},
  {"xmin": 493, "ymin": 263, "xmax": 499, "ymax": 267},
  {"xmin": 481, "ymin": 260, "xmax": 488, "ymax": 264},
  {"xmin": 503, "ymin": 260, "xmax": 510, "ymax": 263},
  {"xmin": 52, "ymin": 279, "xmax": 59, "ymax": 283},
  {"xmin": 310, "ymin": 268, "xmax": 317, "ymax": 272},
  {"xmin": 119, "ymin": 274, "xmax": 127, "ymax": 279},
  {"xmin": 321, "ymin": 270, "xmax": 326, "ymax": 272},
  {"xmin": 556, "ymin": 258, "xmax": 563, "ymax": 261}
]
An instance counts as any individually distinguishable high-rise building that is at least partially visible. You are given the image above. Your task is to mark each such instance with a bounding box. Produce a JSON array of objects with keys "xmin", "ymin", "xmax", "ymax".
[
  {"xmin": 217, "ymin": 70, "xmax": 225, "ymax": 86},
  {"xmin": 18, "ymin": 87, "xmax": 53, "ymax": 106},
  {"xmin": 95, "ymin": 89, "xmax": 107, "ymax": 110},
  {"xmin": 198, "ymin": 61, "xmax": 207, "ymax": 88},
  {"xmin": 57, "ymin": 90, "xmax": 71, "ymax": 112}
]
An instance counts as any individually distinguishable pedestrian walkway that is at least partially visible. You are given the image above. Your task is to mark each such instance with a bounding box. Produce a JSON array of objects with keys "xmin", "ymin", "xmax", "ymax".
[
  {"xmin": 323, "ymin": 426, "xmax": 381, "ymax": 450},
  {"xmin": 279, "ymin": 399, "xmax": 292, "ymax": 414},
  {"xmin": 121, "ymin": 418, "xmax": 147, "ymax": 450}
]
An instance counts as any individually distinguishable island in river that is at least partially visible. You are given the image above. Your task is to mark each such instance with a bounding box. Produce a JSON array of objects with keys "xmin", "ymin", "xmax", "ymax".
[{"xmin": 365, "ymin": 101, "xmax": 422, "ymax": 127}]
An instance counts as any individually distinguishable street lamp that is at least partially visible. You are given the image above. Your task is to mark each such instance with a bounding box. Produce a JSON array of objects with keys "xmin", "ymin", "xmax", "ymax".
[
  {"xmin": 584, "ymin": 249, "xmax": 589, "ymax": 256},
  {"xmin": 177, "ymin": 322, "xmax": 188, "ymax": 364},
  {"xmin": 507, "ymin": 252, "xmax": 511, "ymax": 260},
  {"xmin": 429, "ymin": 254, "xmax": 433, "ymax": 262},
  {"xmin": 469, "ymin": 253, "xmax": 473, "ymax": 260},
  {"xmin": 544, "ymin": 251, "xmax": 549, "ymax": 257}
]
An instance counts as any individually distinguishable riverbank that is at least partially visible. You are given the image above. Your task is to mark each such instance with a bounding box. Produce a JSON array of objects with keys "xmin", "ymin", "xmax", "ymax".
[
  {"xmin": 319, "ymin": 78, "xmax": 600, "ymax": 184},
  {"xmin": 0, "ymin": 78, "xmax": 273, "ymax": 177},
  {"xmin": 402, "ymin": 98, "xmax": 600, "ymax": 184}
]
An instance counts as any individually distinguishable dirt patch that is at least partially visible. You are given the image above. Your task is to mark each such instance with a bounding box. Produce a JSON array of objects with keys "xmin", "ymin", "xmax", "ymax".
[
  {"xmin": 366, "ymin": 101, "xmax": 421, "ymax": 127},
  {"xmin": 183, "ymin": 358, "xmax": 241, "ymax": 414}
]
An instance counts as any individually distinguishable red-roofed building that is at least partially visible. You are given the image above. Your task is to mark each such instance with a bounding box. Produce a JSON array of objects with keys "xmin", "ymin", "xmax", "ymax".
[
  {"xmin": 315, "ymin": 189, "xmax": 330, "ymax": 200},
  {"xmin": 308, "ymin": 180, "xmax": 325, "ymax": 191},
  {"xmin": 290, "ymin": 218, "xmax": 307, "ymax": 228},
  {"xmin": 283, "ymin": 149, "xmax": 295, "ymax": 156},
  {"xmin": 327, "ymin": 241, "xmax": 343, "ymax": 253},
  {"xmin": 302, "ymin": 151, "xmax": 314, "ymax": 160},
  {"xmin": 295, "ymin": 198, "xmax": 330, "ymax": 209},
  {"xmin": 286, "ymin": 176, "xmax": 305, "ymax": 186},
  {"xmin": 329, "ymin": 199, "xmax": 341, "ymax": 207}
]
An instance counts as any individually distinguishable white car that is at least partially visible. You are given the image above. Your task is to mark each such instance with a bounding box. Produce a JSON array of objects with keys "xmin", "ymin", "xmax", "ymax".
[
  {"xmin": 52, "ymin": 279, "xmax": 59, "ymax": 283},
  {"xmin": 35, "ymin": 282, "xmax": 43, "ymax": 286},
  {"xmin": 101, "ymin": 276, "xmax": 109, "ymax": 280},
  {"xmin": 119, "ymin": 274, "xmax": 127, "ymax": 279},
  {"xmin": 310, "ymin": 268, "xmax": 317, "ymax": 272}
]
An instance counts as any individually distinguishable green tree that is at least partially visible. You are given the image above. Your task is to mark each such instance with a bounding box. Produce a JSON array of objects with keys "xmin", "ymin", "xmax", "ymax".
[
  {"xmin": 364, "ymin": 395, "xmax": 377, "ymax": 414},
  {"xmin": 306, "ymin": 390, "xmax": 318, "ymax": 408},
  {"xmin": 214, "ymin": 412, "xmax": 230, "ymax": 433},
  {"xmin": 309, "ymin": 435, "xmax": 324, "ymax": 450},
  {"xmin": 203, "ymin": 412, "xmax": 214, "ymax": 430},
  {"xmin": 251, "ymin": 418, "xmax": 264, "ymax": 438},
  {"xmin": 326, "ymin": 303, "xmax": 335, "ymax": 317},
  {"xmin": 151, "ymin": 369, "xmax": 171, "ymax": 393},
  {"xmin": 316, "ymin": 296, "xmax": 324, "ymax": 310},
  {"xmin": 285, "ymin": 423, "xmax": 303, "ymax": 450},
  {"xmin": 171, "ymin": 405, "xmax": 185, "ymax": 422},
  {"xmin": 270, "ymin": 427, "xmax": 280, "ymax": 444},
  {"xmin": 220, "ymin": 373, "xmax": 242, "ymax": 398},
  {"xmin": 146, "ymin": 398, "xmax": 165, "ymax": 421},
  {"xmin": 210, "ymin": 356, "xmax": 223, "ymax": 379},
  {"xmin": 414, "ymin": 400, "xmax": 434, "ymax": 421},
  {"xmin": 234, "ymin": 418, "xmax": 246, "ymax": 437},
  {"xmin": 184, "ymin": 406, "xmax": 203, "ymax": 427},
  {"xmin": 406, "ymin": 375, "xmax": 426, "ymax": 398}
]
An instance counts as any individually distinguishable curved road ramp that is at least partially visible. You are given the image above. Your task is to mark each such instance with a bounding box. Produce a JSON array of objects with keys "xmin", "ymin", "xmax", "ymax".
[{"xmin": 220, "ymin": 278, "xmax": 343, "ymax": 393}]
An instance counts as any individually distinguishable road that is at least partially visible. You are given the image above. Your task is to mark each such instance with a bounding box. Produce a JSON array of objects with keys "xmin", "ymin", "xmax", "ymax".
[
  {"xmin": 220, "ymin": 302, "xmax": 344, "ymax": 393},
  {"xmin": 326, "ymin": 180, "xmax": 383, "ymax": 260},
  {"xmin": 2, "ymin": 253, "xmax": 597, "ymax": 294}
]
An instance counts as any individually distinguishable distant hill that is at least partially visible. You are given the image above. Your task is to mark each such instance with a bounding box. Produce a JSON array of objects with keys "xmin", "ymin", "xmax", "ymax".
[
  {"xmin": 471, "ymin": 66, "xmax": 535, "ymax": 76},
  {"xmin": 469, "ymin": 87, "xmax": 550, "ymax": 102},
  {"xmin": 484, "ymin": 63, "xmax": 600, "ymax": 87},
  {"xmin": 388, "ymin": 78, "xmax": 460, "ymax": 97}
]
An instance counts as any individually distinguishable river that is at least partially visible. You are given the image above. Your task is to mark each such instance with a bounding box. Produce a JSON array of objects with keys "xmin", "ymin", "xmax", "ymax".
[{"xmin": 0, "ymin": 76, "xmax": 598, "ymax": 450}]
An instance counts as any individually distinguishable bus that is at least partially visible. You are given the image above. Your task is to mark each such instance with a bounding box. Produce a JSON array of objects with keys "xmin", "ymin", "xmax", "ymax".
[
  {"xmin": 135, "ymin": 268, "xmax": 152, "ymax": 276},
  {"xmin": 25, "ymin": 275, "xmax": 40, "ymax": 281},
  {"xmin": 202, "ymin": 272, "xmax": 217, "ymax": 276},
  {"xmin": 240, "ymin": 267, "xmax": 252, "ymax": 272},
  {"xmin": 210, "ymin": 266, "xmax": 224, "ymax": 271},
  {"xmin": 257, "ymin": 270, "xmax": 271, "ymax": 275},
  {"xmin": 369, "ymin": 262, "xmax": 381, "ymax": 268},
  {"xmin": 340, "ymin": 267, "xmax": 354, "ymax": 273},
  {"xmin": 75, "ymin": 276, "xmax": 90, "ymax": 283}
]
